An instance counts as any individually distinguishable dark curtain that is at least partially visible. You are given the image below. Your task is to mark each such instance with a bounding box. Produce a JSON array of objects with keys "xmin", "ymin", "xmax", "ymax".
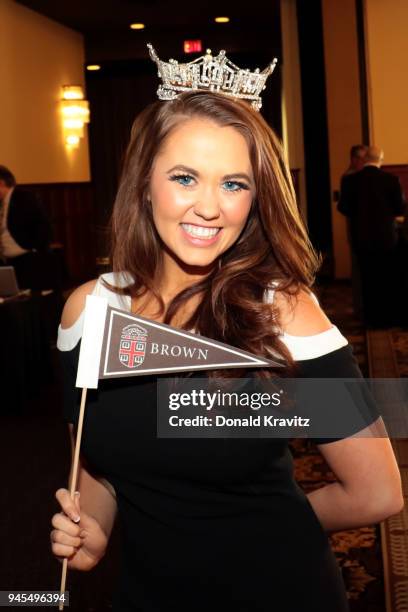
[
  {"xmin": 86, "ymin": 61, "xmax": 157, "ymax": 257},
  {"xmin": 296, "ymin": 0, "xmax": 333, "ymax": 260}
]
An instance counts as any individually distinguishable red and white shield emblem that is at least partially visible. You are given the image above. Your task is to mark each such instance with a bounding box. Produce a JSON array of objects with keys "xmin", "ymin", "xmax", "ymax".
[{"xmin": 119, "ymin": 324, "xmax": 148, "ymax": 368}]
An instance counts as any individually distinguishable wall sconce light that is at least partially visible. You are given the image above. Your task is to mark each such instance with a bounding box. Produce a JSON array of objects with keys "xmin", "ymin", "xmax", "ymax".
[{"xmin": 61, "ymin": 85, "xmax": 90, "ymax": 148}]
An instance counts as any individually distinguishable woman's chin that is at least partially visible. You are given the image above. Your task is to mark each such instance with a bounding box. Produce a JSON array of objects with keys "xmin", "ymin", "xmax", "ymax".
[
  {"xmin": 162, "ymin": 243, "xmax": 221, "ymax": 275},
  {"xmin": 173, "ymin": 251, "xmax": 219, "ymax": 273},
  {"xmin": 178, "ymin": 257, "xmax": 218, "ymax": 273}
]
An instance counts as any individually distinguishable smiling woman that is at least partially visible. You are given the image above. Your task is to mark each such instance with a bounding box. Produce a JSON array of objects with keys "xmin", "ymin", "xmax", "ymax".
[
  {"xmin": 107, "ymin": 91, "xmax": 316, "ymax": 346},
  {"xmin": 52, "ymin": 88, "xmax": 403, "ymax": 612},
  {"xmin": 149, "ymin": 118, "xmax": 254, "ymax": 272}
]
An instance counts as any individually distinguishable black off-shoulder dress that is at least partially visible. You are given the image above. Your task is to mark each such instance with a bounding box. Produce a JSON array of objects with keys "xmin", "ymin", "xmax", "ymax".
[{"xmin": 57, "ymin": 273, "xmax": 379, "ymax": 612}]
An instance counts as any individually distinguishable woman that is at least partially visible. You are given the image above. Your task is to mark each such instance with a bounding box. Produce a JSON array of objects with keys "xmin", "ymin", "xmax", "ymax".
[{"xmin": 51, "ymin": 90, "xmax": 403, "ymax": 611}]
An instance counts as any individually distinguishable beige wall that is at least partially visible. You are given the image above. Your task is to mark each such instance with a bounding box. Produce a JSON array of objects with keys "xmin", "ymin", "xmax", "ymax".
[
  {"xmin": 364, "ymin": 0, "xmax": 408, "ymax": 164},
  {"xmin": 321, "ymin": 0, "xmax": 363, "ymax": 278},
  {"xmin": 280, "ymin": 0, "xmax": 307, "ymax": 219},
  {"xmin": 0, "ymin": 0, "xmax": 90, "ymax": 184}
]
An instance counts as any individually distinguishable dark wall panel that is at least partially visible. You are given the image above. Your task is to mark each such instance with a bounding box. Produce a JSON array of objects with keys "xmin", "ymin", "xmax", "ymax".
[
  {"xmin": 296, "ymin": 0, "xmax": 332, "ymax": 261},
  {"xmin": 22, "ymin": 182, "xmax": 95, "ymax": 284}
]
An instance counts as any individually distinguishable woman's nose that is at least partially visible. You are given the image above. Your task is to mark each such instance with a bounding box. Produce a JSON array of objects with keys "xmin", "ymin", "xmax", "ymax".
[{"xmin": 192, "ymin": 187, "xmax": 221, "ymax": 220}]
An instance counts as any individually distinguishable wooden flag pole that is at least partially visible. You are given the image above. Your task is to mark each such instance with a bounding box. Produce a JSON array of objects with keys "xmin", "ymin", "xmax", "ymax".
[{"xmin": 58, "ymin": 387, "xmax": 88, "ymax": 611}]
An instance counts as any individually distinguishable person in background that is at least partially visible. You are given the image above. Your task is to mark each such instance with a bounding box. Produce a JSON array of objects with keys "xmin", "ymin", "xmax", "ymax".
[
  {"xmin": 343, "ymin": 144, "xmax": 367, "ymax": 177},
  {"xmin": 338, "ymin": 146, "xmax": 406, "ymax": 327},
  {"xmin": 338, "ymin": 145, "xmax": 367, "ymax": 320},
  {"xmin": 0, "ymin": 165, "xmax": 53, "ymax": 291}
]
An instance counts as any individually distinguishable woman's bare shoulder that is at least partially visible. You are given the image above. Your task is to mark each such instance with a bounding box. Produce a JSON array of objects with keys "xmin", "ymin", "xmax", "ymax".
[
  {"xmin": 61, "ymin": 279, "xmax": 98, "ymax": 329},
  {"xmin": 273, "ymin": 288, "xmax": 332, "ymax": 336}
]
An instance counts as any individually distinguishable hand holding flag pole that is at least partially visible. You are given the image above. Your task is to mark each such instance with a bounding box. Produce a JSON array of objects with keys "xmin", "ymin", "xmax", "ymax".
[
  {"xmin": 58, "ymin": 296, "xmax": 108, "ymax": 610},
  {"xmin": 58, "ymin": 388, "xmax": 87, "ymax": 610},
  {"xmin": 58, "ymin": 295, "xmax": 280, "ymax": 608}
]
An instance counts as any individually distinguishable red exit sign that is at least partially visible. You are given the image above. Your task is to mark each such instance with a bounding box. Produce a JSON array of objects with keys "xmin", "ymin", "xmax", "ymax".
[{"xmin": 184, "ymin": 40, "xmax": 202, "ymax": 54}]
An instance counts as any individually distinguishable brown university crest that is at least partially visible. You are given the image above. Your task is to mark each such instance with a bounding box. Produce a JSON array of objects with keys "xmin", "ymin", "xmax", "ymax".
[{"xmin": 119, "ymin": 324, "xmax": 148, "ymax": 368}]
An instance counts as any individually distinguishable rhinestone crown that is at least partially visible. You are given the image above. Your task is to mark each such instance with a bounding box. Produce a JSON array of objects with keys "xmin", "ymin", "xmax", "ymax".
[{"xmin": 147, "ymin": 43, "xmax": 277, "ymax": 111}]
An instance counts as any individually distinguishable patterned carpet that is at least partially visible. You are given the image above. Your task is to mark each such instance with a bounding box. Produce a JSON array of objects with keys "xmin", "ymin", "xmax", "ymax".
[{"xmin": 290, "ymin": 280, "xmax": 384, "ymax": 611}]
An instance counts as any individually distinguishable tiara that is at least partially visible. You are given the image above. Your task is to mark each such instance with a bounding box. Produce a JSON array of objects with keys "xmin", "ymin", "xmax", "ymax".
[{"xmin": 147, "ymin": 43, "xmax": 277, "ymax": 111}]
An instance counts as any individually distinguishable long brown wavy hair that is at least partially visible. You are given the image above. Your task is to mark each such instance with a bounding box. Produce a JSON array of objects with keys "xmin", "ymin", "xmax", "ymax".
[{"xmin": 106, "ymin": 91, "xmax": 320, "ymax": 374}]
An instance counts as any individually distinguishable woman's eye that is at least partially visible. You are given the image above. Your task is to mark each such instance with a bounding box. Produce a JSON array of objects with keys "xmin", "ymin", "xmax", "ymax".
[
  {"xmin": 222, "ymin": 181, "xmax": 248, "ymax": 192},
  {"xmin": 170, "ymin": 174, "xmax": 195, "ymax": 187}
]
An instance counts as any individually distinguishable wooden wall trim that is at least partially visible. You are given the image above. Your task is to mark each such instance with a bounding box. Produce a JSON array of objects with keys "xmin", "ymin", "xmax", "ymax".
[{"xmin": 22, "ymin": 182, "xmax": 96, "ymax": 285}]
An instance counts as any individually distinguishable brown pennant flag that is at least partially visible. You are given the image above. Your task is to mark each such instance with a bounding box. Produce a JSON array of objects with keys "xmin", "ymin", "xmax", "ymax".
[{"xmin": 76, "ymin": 295, "xmax": 282, "ymax": 388}]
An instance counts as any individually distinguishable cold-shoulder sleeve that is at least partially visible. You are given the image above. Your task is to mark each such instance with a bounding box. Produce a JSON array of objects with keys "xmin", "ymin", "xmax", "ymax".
[
  {"xmin": 58, "ymin": 343, "xmax": 81, "ymax": 425},
  {"xmin": 265, "ymin": 286, "xmax": 381, "ymax": 444},
  {"xmin": 57, "ymin": 313, "xmax": 82, "ymax": 425},
  {"xmin": 56, "ymin": 297, "xmax": 84, "ymax": 425},
  {"xmin": 283, "ymin": 334, "xmax": 381, "ymax": 445},
  {"xmin": 56, "ymin": 273, "xmax": 130, "ymax": 424}
]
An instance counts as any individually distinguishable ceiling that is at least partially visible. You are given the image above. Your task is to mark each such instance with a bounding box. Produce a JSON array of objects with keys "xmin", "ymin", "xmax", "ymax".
[
  {"xmin": 17, "ymin": 0, "xmax": 282, "ymax": 61},
  {"xmin": 17, "ymin": 0, "xmax": 279, "ymax": 33}
]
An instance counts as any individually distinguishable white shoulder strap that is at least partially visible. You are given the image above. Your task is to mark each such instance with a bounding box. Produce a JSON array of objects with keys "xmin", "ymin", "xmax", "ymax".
[{"xmin": 92, "ymin": 277, "xmax": 102, "ymax": 297}]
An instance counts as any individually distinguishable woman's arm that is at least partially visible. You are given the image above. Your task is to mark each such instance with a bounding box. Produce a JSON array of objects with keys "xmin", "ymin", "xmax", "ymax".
[
  {"xmin": 62, "ymin": 279, "xmax": 118, "ymax": 539},
  {"xmin": 50, "ymin": 279, "xmax": 118, "ymax": 570},
  {"xmin": 308, "ymin": 422, "xmax": 404, "ymax": 532},
  {"xmin": 274, "ymin": 289, "xmax": 404, "ymax": 531}
]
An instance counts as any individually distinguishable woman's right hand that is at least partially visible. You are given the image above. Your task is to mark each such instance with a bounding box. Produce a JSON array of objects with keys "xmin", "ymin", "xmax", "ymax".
[{"xmin": 50, "ymin": 488, "xmax": 108, "ymax": 571}]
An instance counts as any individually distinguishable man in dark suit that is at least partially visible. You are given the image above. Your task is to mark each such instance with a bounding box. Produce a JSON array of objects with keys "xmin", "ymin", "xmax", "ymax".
[
  {"xmin": 338, "ymin": 146, "xmax": 406, "ymax": 327},
  {"xmin": 339, "ymin": 145, "xmax": 368, "ymax": 320},
  {"xmin": 0, "ymin": 165, "xmax": 53, "ymax": 290}
]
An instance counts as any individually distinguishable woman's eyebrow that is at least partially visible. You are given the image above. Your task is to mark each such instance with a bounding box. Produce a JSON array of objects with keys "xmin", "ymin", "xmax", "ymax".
[
  {"xmin": 167, "ymin": 165, "xmax": 253, "ymax": 184},
  {"xmin": 222, "ymin": 172, "xmax": 253, "ymax": 183},
  {"xmin": 166, "ymin": 164, "xmax": 199, "ymax": 176}
]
